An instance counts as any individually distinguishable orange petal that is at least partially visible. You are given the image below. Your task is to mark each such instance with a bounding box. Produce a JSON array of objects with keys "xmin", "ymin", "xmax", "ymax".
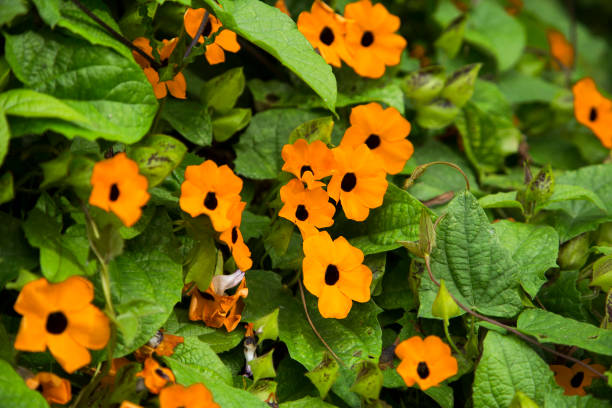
[{"xmin": 47, "ymin": 333, "xmax": 91, "ymax": 373}]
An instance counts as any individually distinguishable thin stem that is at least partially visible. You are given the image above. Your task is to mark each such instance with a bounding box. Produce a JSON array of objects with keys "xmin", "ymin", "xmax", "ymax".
[
  {"xmin": 183, "ymin": 11, "xmax": 209, "ymax": 60},
  {"xmin": 443, "ymin": 320, "xmax": 462, "ymax": 355},
  {"xmin": 423, "ymin": 257, "xmax": 606, "ymax": 379},
  {"xmin": 405, "ymin": 161, "xmax": 470, "ymax": 191},
  {"xmin": 69, "ymin": 0, "xmax": 160, "ymax": 69},
  {"xmin": 298, "ymin": 280, "xmax": 346, "ymax": 367}
]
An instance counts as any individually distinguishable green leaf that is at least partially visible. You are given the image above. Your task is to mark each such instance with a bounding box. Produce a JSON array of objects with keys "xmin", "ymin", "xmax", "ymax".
[
  {"xmin": 243, "ymin": 270, "xmax": 382, "ymax": 407},
  {"xmin": 373, "ymin": 258, "xmax": 416, "ymax": 311},
  {"xmin": 331, "ymin": 184, "xmax": 432, "ymax": 255},
  {"xmin": 184, "ymin": 218, "xmax": 219, "ymax": 291},
  {"xmin": 128, "ymin": 134, "xmax": 187, "ymax": 188},
  {"xmin": 479, "ymin": 192, "xmax": 523, "ymax": 212},
  {"xmin": 419, "ymin": 191, "xmax": 523, "ymax": 318},
  {"xmin": 492, "ymin": 221, "xmax": 559, "ymax": 297},
  {"xmin": 212, "ymin": 107, "xmax": 252, "ymax": 142},
  {"xmin": 5, "ymin": 31, "xmax": 157, "ymax": 144},
  {"xmin": 592, "ymin": 256, "xmax": 612, "ymax": 292},
  {"xmin": 0, "ymin": 360, "xmax": 49, "ymax": 408},
  {"xmin": 424, "ymin": 385, "xmax": 454, "ymax": 408},
  {"xmin": 164, "ymin": 336, "xmax": 233, "ymax": 385},
  {"xmin": 403, "ymin": 66, "xmax": 446, "ymax": 104},
  {"xmin": 336, "ymin": 78, "xmax": 405, "ymax": 113},
  {"xmin": 539, "ymin": 184, "xmax": 607, "ymax": 214},
  {"xmin": 472, "ymin": 331, "xmax": 554, "ymax": 408},
  {"xmin": 251, "ymin": 308, "xmax": 279, "ymax": 343},
  {"xmin": 543, "ymin": 387, "xmax": 612, "ymax": 408},
  {"xmin": 435, "ymin": 15, "xmax": 467, "ymax": 58},
  {"xmin": 202, "ymin": 67, "xmax": 245, "ymax": 114},
  {"xmin": 544, "ymin": 164, "xmax": 612, "ymax": 242},
  {"xmin": 280, "ymin": 397, "xmax": 337, "ymax": 408},
  {"xmin": 288, "ymin": 116, "xmax": 334, "ymax": 145},
  {"xmin": 234, "ymin": 109, "xmax": 321, "ymax": 179},
  {"xmin": 0, "ymin": 172, "xmax": 13, "ymax": 205},
  {"xmin": 305, "ymin": 354, "xmax": 340, "ymax": 398},
  {"xmin": 250, "ymin": 351, "xmax": 277, "ymax": 383},
  {"xmin": 350, "ymin": 360, "xmax": 383, "ymax": 400},
  {"xmin": 110, "ymin": 223, "xmax": 183, "ymax": 355},
  {"xmin": 517, "ymin": 309, "xmax": 612, "ymax": 356},
  {"xmin": 538, "ymin": 270, "xmax": 589, "ymax": 321},
  {"xmin": 497, "ymin": 72, "xmax": 564, "ymax": 104},
  {"xmin": 0, "ymin": 0, "xmax": 28, "ymax": 26},
  {"xmin": 0, "ymin": 57, "xmax": 11, "ymax": 92},
  {"xmin": 161, "ymin": 99, "xmax": 212, "ymax": 147},
  {"xmin": 441, "ymin": 64, "xmax": 482, "ymax": 108},
  {"xmin": 0, "ymin": 212, "xmax": 37, "ymax": 290},
  {"xmin": 416, "ymin": 98, "xmax": 460, "ymax": 129},
  {"xmin": 31, "ymin": 0, "xmax": 61, "ymax": 26},
  {"xmin": 203, "ymin": 0, "xmax": 337, "ymax": 111}
]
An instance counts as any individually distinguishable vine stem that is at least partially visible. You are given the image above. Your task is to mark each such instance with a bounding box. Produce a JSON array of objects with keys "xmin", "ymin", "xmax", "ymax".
[
  {"xmin": 405, "ymin": 161, "xmax": 471, "ymax": 191},
  {"xmin": 183, "ymin": 11, "xmax": 209, "ymax": 60},
  {"xmin": 69, "ymin": 0, "xmax": 160, "ymax": 69},
  {"xmin": 423, "ymin": 255, "xmax": 606, "ymax": 379},
  {"xmin": 298, "ymin": 279, "xmax": 346, "ymax": 367},
  {"xmin": 442, "ymin": 320, "xmax": 462, "ymax": 355}
]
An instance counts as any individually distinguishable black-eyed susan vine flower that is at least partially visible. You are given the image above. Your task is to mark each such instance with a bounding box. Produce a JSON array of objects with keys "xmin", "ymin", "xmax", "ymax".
[
  {"xmin": 550, "ymin": 359, "xmax": 606, "ymax": 396},
  {"xmin": 136, "ymin": 357, "xmax": 175, "ymax": 394},
  {"xmin": 132, "ymin": 37, "xmax": 186, "ymax": 99},
  {"xmin": 26, "ymin": 372, "xmax": 72, "ymax": 405},
  {"xmin": 159, "ymin": 383, "xmax": 221, "ymax": 408},
  {"xmin": 179, "ymin": 160, "xmax": 243, "ymax": 232},
  {"xmin": 184, "ymin": 8, "xmax": 241, "ymax": 65},
  {"xmin": 302, "ymin": 231, "xmax": 372, "ymax": 319},
  {"xmin": 279, "ymin": 178, "xmax": 336, "ymax": 238},
  {"xmin": 297, "ymin": 1, "xmax": 351, "ymax": 67},
  {"xmin": 89, "ymin": 152, "xmax": 150, "ymax": 228},
  {"xmin": 395, "ymin": 335, "xmax": 458, "ymax": 390},
  {"xmin": 572, "ymin": 78, "xmax": 612, "ymax": 148},
  {"xmin": 189, "ymin": 271, "xmax": 248, "ymax": 332},
  {"xmin": 219, "ymin": 200, "xmax": 253, "ymax": 271},
  {"xmin": 547, "ymin": 29, "xmax": 574, "ymax": 70},
  {"xmin": 120, "ymin": 401, "xmax": 143, "ymax": 408},
  {"xmin": 327, "ymin": 144, "xmax": 388, "ymax": 221},
  {"xmin": 134, "ymin": 330, "xmax": 184, "ymax": 361},
  {"xmin": 344, "ymin": 0, "xmax": 406, "ymax": 78},
  {"xmin": 340, "ymin": 102, "xmax": 413, "ymax": 174},
  {"xmin": 13, "ymin": 276, "xmax": 110, "ymax": 374},
  {"xmin": 281, "ymin": 138, "xmax": 336, "ymax": 189}
]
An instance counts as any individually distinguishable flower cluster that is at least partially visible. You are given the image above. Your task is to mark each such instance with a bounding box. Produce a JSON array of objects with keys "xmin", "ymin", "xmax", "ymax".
[
  {"xmin": 180, "ymin": 159, "xmax": 253, "ymax": 271},
  {"xmin": 297, "ymin": 0, "xmax": 406, "ymax": 78},
  {"xmin": 280, "ymin": 102, "xmax": 413, "ymax": 318},
  {"xmin": 132, "ymin": 37, "xmax": 186, "ymax": 100},
  {"xmin": 184, "ymin": 8, "xmax": 241, "ymax": 65},
  {"xmin": 572, "ymin": 77, "xmax": 612, "ymax": 149}
]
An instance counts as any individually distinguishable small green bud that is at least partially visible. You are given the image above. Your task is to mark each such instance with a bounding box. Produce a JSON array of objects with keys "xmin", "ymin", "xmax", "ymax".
[
  {"xmin": 416, "ymin": 98, "xmax": 460, "ymax": 129},
  {"xmin": 432, "ymin": 279, "xmax": 462, "ymax": 321},
  {"xmin": 597, "ymin": 222, "xmax": 612, "ymax": 246},
  {"xmin": 441, "ymin": 63, "xmax": 482, "ymax": 108},
  {"xmin": 249, "ymin": 350, "xmax": 276, "ymax": 383},
  {"xmin": 419, "ymin": 208, "xmax": 436, "ymax": 256},
  {"xmin": 202, "ymin": 67, "xmax": 246, "ymax": 114},
  {"xmin": 350, "ymin": 360, "xmax": 383, "ymax": 400},
  {"xmin": 305, "ymin": 353, "xmax": 339, "ymax": 398},
  {"xmin": 509, "ymin": 391, "xmax": 539, "ymax": 408},
  {"xmin": 248, "ymin": 379, "xmax": 277, "ymax": 401},
  {"xmin": 558, "ymin": 233, "xmax": 590, "ymax": 270},
  {"xmin": 251, "ymin": 308, "xmax": 280, "ymax": 343},
  {"xmin": 435, "ymin": 15, "xmax": 467, "ymax": 59},
  {"xmin": 591, "ymin": 255, "xmax": 612, "ymax": 292},
  {"xmin": 602, "ymin": 289, "xmax": 612, "ymax": 330},
  {"xmin": 403, "ymin": 66, "xmax": 446, "ymax": 103}
]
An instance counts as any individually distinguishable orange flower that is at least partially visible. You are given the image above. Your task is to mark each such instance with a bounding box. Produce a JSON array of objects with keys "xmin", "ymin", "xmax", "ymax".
[
  {"xmin": 26, "ymin": 372, "xmax": 72, "ymax": 405},
  {"xmin": 279, "ymin": 179, "xmax": 335, "ymax": 237},
  {"xmin": 89, "ymin": 152, "xmax": 150, "ymax": 227},
  {"xmin": 550, "ymin": 359, "xmax": 606, "ymax": 396},
  {"xmin": 297, "ymin": 1, "xmax": 351, "ymax": 67},
  {"xmin": 281, "ymin": 139, "xmax": 335, "ymax": 189},
  {"xmin": 275, "ymin": 0, "xmax": 290, "ymax": 16},
  {"xmin": 136, "ymin": 357, "xmax": 175, "ymax": 394},
  {"xmin": 101, "ymin": 357, "xmax": 131, "ymax": 385},
  {"xmin": 155, "ymin": 332, "xmax": 184, "ymax": 357},
  {"xmin": 547, "ymin": 29, "xmax": 574, "ymax": 70},
  {"xmin": 344, "ymin": 0, "xmax": 406, "ymax": 78},
  {"xmin": 302, "ymin": 231, "xmax": 372, "ymax": 319},
  {"xmin": 572, "ymin": 78, "xmax": 612, "ymax": 148},
  {"xmin": 219, "ymin": 201, "xmax": 253, "ymax": 272},
  {"xmin": 340, "ymin": 102, "xmax": 413, "ymax": 174},
  {"xmin": 184, "ymin": 8, "xmax": 240, "ymax": 65},
  {"xmin": 189, "ymin": 272, "xmax": 248, "ymax": 332},
  {"xmin": 13, "ymin": 276, "xmax": 110, "ymax": 373},
  {"xmin": 120, "ymin": 402, "xmax": 143, "ymax": 408},
  {"xmin": 159, "ymin": 383, "xmax": 220, "ymax": 408},
  {"xmin": 179, "ymin": 160, "xmax": 243, "ymax": 232},
  {"xmin": 395, "ymin": 336, "xmax": 458, "ymax": 390},
  {"xmin": 132, "ymin": 37, "xmax": 186, "ymax": 99},
  {"xmin": 505, "ymin": 0, "xmax": 523, "ymax": 15},
  {"xmin": 327, "ymin": 144, "xmax": 388, "ymax": 221}
]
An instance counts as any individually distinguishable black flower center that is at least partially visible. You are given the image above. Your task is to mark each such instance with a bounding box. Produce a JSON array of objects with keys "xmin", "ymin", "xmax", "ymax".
[
  {"xmin": 570, "ymin": 371, "xmax": 584, "ymax": 388},
  {"xmin": 325, "ymin": 264, "xmax": 339, "ymax": 285},
  {"xmin": 204, "ymin": 192, "xmax": 218, "ymax": 210},
  {"xmin": 417, "ymin": 361, "xmax": 430, "ymax": 379},
  {"xmin": 589, "ymin": 107, "xmax": 598, "ymax": 122},
  {"xmin": 109, "ymin": 183, "xmax": 120, "ymax": 201},
  {"xmin": 231, "ymin": 227, "xmax": 238, "ymax": 244},
  {"xmin": 341, "ymin": 173, "xmax": 357, "ymax": 192},
  {"xmin": 365, "ymin": 134, "xmax": 381, "ymax": 149},
  {"xmin": 201, "ymin": 291, "xmax": 215, "ymax": 301},
  {"xmin": 46, "ymin": 311, "xmax": 68, "ymax": 335},
  {"xmin": 295, "ymin": 204, "xmax": 309, "ymax": 221},
  {"xmin": 361, "ymin": 31, "xmax": 374, "ymax": 47},
  {"xmin": 319, "ymin": 26, "xmax": 335, "ymax": 46},
  {"xmin": 155, "ymin": 368, "xmax": 170, "ymax": 380},
  {"xmin": 35, "ymin": 384, "xmax": 43, "ymax": 392},
  {"xmin": 300, "ymin": 165, "xmax": 314, "ymax": 178},
  {"xmin": 203, "ymin": 20, "xmax": 213, "ymax": 37}
]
